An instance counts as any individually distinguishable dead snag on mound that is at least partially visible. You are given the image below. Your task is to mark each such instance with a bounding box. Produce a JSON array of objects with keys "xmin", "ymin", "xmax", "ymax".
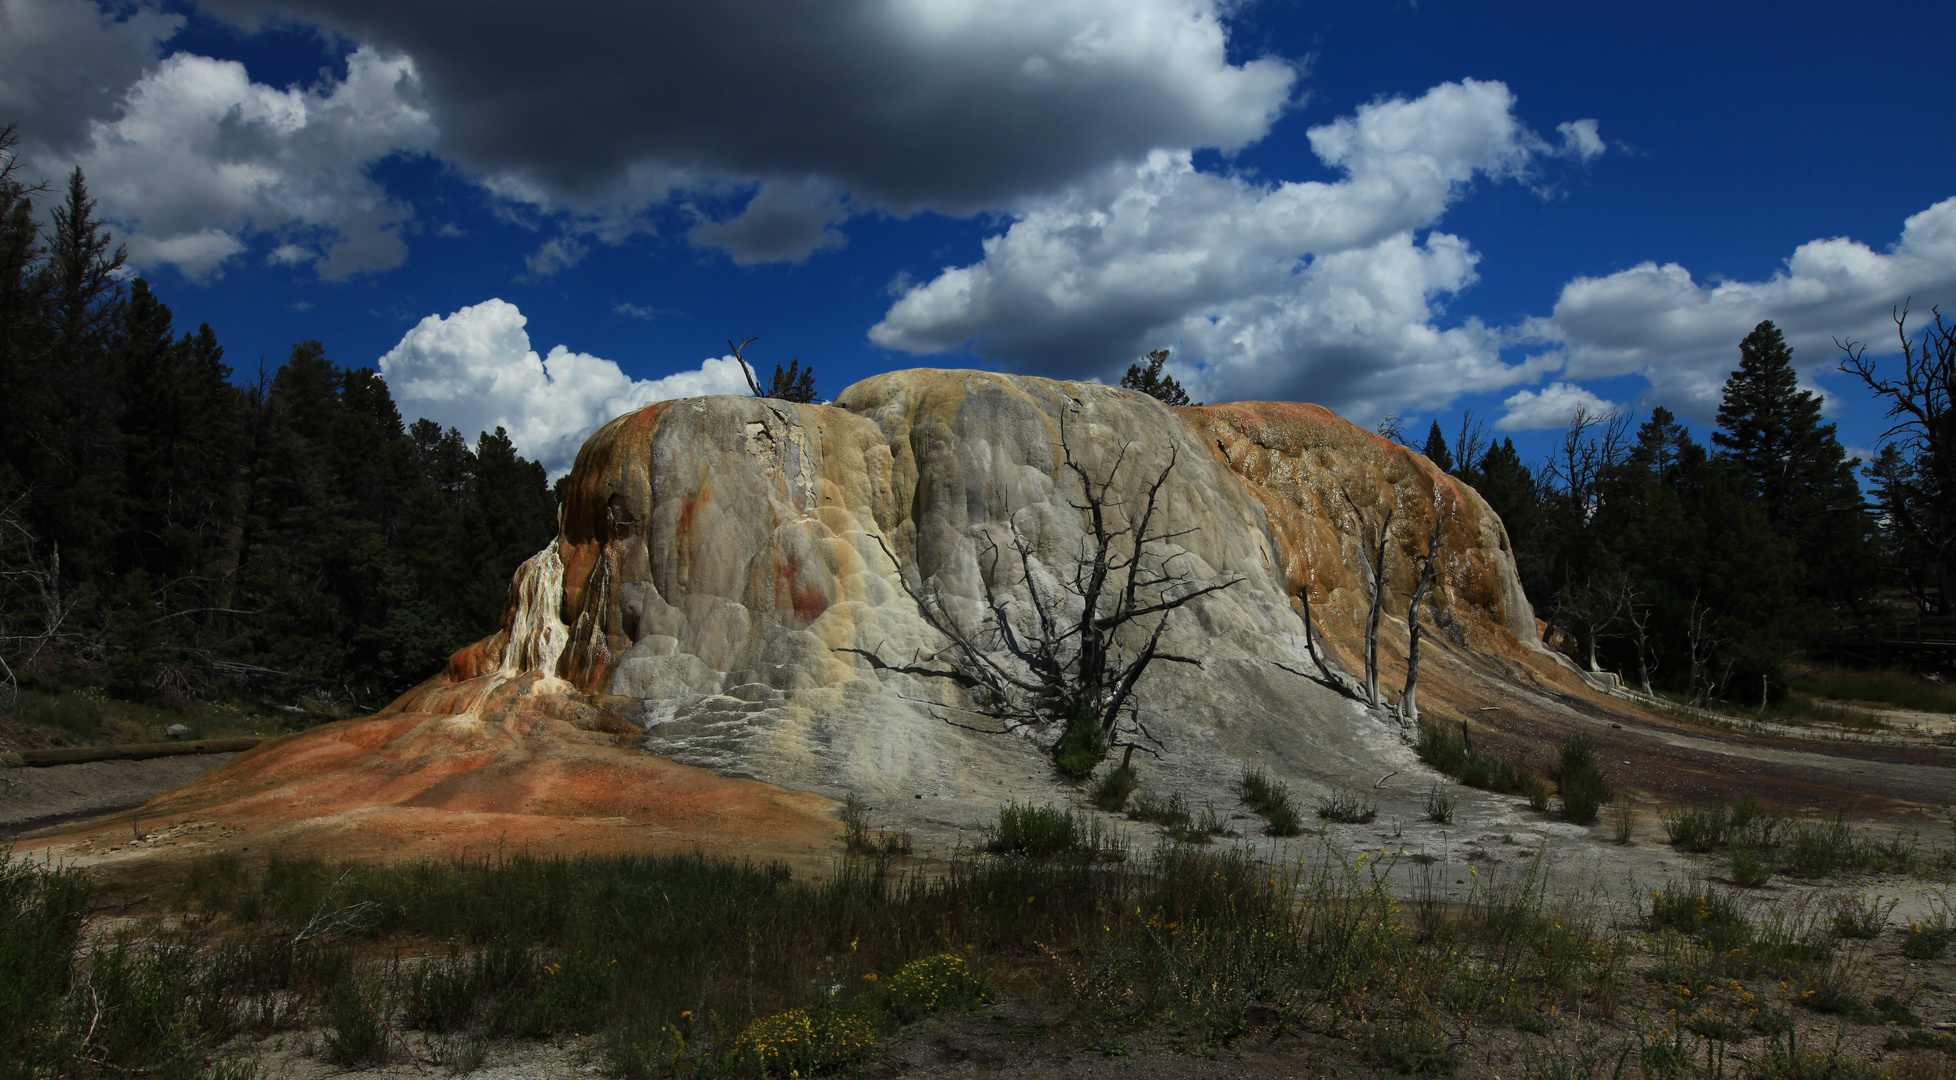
[{"xmin": 866, "ymin": 421, "xmax": 1241, "ymax": 778}]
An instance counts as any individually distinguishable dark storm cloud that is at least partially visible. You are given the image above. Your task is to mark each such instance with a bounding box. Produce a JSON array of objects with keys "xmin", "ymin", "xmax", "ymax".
[{"xmin": 194, "ymin": 0, "xmax": 1296, "ymax": 215}]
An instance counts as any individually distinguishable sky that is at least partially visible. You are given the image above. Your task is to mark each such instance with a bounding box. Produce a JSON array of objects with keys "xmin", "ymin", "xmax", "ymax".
[{"xmin": 4, "ymin": 0, "xmax": 1954, "ymax": 476}]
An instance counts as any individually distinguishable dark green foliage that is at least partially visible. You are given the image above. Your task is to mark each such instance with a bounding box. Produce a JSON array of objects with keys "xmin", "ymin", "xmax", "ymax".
[
  {"xmin": 0, "ymin": 139, "xmax": 559, "ymax": 709},
  {"xmin": 1052, "ymin": 708, "xmax": 1106, "ymax": 778},
  {"xmin": 1552, "ymin": 736, "xmax": 1611, "ymax": 825},
  {"xmin": 984, "ymin": 803, "xmax": 1118, "ymax": 860},
  {"xmin": 1421, "ymin": 421, "xmax": 1453, "ymax": 473},
  {"xmin": 1416, "ymin": 721, "xmax": 1548, "ymax": 808},
  {"xmin": 1715, "ymin": 321, "xmax": 1873, "ymax": 607},
  {"xmin": 1091, "ymin": 764, "xmax": 1138, "ymax": 810},
  {"xmin": 765, "ymin": 358, "xmax": 819, "ymax": 403},
  {"xmin": 1120, "ymin": 348, "xmax": 1193, "ymax": 406}
]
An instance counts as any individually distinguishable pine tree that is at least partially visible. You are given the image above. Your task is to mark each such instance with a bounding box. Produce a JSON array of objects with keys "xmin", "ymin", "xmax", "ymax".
[
  {"xmin": 1713, "ymin": 320, "xmax": 1871, "ymax": 606},
  {"xmin": 1121, "ymin": 349, "xmax": 1194, "ymax": 406},
  {"xmin": 1421, "ymin": 421, "xmax": 1453, "ymax": 472},
  {"xmin": 765, "ymin": 359, "xmax": 819, "ymax": 403}
]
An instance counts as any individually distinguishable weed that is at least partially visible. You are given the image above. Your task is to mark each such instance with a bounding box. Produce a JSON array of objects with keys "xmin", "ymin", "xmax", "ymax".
[
  {"xmin": 841, "ymin": 794, "xmax": 913, "ymax": 857},
  {"xmin": 1423, "ymin": 784, "xmax": 1456, "ymax": 825},
  {"xmin": 1875, "ymin": 994, "xmax": 1924, "ymax": 1027},
  {"xmin": 1611, "ymin": 805, "xmax": 1634, "ymax": 844},
  {"xmin": 1904, "ymin": 925, "xmax": 1949, "ymax": 960},
  {"xmin": 1646, "ymin": 886, "xmax": 1746, "ymax": 936},
  {"xmin": 7, "ymin": 690, "xmax": 103, "ymax": 737},
  {"xmin": 1830, "ymin": 894, "xmax": 1899, "ymax": 939},
  {"xmin": 1240, "ymin": 766, "xmax": 1304, "ymax": 836},
  {"xmin": 1787, "ymin": 818, "xmax": 1854, "ymax": 878},
  {"xmin": 1418, "ymin": 720, "xmax": 1555, "ymax": 816},
  {"xmin": 1362, "ymin": 1015, "xmax": 1457, "ymax": 1076},
  {"xmin": 1129, "ymin": 790, "xmax": 1191, "ymax": 829},
  {"xmin": 1091, "ymin": 765, "xmax": 1138, "ymax": 811},
  {"xmin": 1316, "ymin": 789, "xmax": 1378, "ymax": 824}
]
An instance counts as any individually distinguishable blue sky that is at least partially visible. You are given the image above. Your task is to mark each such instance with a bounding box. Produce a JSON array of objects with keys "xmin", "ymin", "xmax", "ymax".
[{"xmin": 5, "ymin": 0, "xmax": 1953, "ymax": 475}]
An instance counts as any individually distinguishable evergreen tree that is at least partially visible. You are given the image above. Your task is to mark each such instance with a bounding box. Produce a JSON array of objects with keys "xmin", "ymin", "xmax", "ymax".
[
  {"xmin": 765, "ymin": 358, "xmax": 819, "ymax": 403},
  {"xmin": 1121, "ymin": 349, "xmax": 1194, "ymax": 406},
  {"xmin": 1421, "ymin": 421, "xmax": 1453, "ymax": 472},
  {"xmin": 1713, "ymin": 320, "xmax": 1872, "ymax": 606}
]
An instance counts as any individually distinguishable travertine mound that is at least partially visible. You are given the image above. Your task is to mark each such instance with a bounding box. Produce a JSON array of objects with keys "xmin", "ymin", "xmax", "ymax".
[
  {"xmin": 409, "ymin": 372, "xmax": 1577, "ymax": 819},
  {"xmin": 57, "ymin": 370, "xmax": 1602, "ymax": 858}
]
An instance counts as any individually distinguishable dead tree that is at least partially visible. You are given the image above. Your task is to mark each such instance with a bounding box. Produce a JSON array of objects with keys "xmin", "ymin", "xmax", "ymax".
[
  {"xmin": 1290, "ymin": 573, "xmax": 1363, "ymax": 699},
  {"xmin": 865, "ymin": 427, "xmax": 1241, "ymax": 776},
  {"xmin": 729, "ymin": 336, "xmax": 765, "ymax": 396},
  {"xmin": 1399, "ymin": 502, "xmax": 1453, "ymax": 726},
  {"xmin": 1338, "ymin": 488, "xmax": 1396, "ymax": 710},
  {"xmin": 1621, "ymin": 581, "xmax": 1656, "ymax": 695}
]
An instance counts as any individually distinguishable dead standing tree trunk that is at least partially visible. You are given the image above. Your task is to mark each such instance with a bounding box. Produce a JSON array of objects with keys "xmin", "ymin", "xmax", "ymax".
[
  {"xmin": 1339, "ymin": 488, "xmax": 1396, "ymax": 711},
  {"xmin": 1400, "ymin": 502, "xmax": 1453, "ymax": 726},
  {"xmin": 860, "ymin": 422, "xmax": 1241, "ymax": 777}
]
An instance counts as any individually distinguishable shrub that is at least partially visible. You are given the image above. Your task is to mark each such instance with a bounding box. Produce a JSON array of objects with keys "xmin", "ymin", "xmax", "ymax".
[
  {"xmin": 324, "ymin": 983, "xmax": 391, "ymax": 1067},
  {"xmin": 1053, "ymin": 712, "xmax": 1107, "ymax": 779},
  {"xmin": 732, "ymin": 1006, "xmax": 877, "ymax": 1076},
  {"xmin": 1731, "ymin": 847, "xmax": 1775, "ymax": 888},
  {"xmin": 882, "ymin": 953, "xmax": 988, "ymax": 1021},
  {"xmin": 1553, "ymin": 736, "xmax": 1611, "ymax": 825},
  {"xmin": 1091, "ymin": 765, "xmax": 1138, "ymax": 811},
  {"xmin": 985, "ymin": 803, "xmax": 1117, "ymax": 860}
]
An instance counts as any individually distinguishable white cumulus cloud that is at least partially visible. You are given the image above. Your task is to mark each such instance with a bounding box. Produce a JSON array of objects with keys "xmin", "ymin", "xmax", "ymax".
[
  {"xmin": 1496, "ymin": 381, "xmax": 1621, "ymax": 431},
  {"xmin": 70, "ymin": 45, "xmax": 436, "ymax": 280},
  {"xmin": 871, "ymin": 79, "xmax": 1586, "ymax": 417},
  {"xmin": 1533, "ymin": 196, "xmax": 1956, "ymax": 417},
  {"xmin": 379, "ymin": 299, "xmax": 754, "ymax": 476}
]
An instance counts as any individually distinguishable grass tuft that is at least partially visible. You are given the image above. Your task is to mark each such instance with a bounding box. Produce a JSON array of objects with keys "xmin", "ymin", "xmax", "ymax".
[
  {"xmin": 1240, "ymin": 766, "xmax": 1305, "ymax": 836},
  {"xmin": 1315, "ymin": 789, "xmax": 1377, "ymax": 824}
]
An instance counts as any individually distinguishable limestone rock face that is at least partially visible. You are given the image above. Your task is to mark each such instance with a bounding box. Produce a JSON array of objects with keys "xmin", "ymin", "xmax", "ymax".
[{"xmin": 382, "ymin": 370, "xmax": 1575, "ymax": 831}]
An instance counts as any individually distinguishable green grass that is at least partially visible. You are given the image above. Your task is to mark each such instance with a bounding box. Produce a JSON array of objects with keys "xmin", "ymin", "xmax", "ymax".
[
  {"xmin": 1791, "ymin": 667, "xmax": 1956, "ymax": 714},
  {"xmin": 1, "ymin": 821, "xmax": 1935, "ymax": 1080}
]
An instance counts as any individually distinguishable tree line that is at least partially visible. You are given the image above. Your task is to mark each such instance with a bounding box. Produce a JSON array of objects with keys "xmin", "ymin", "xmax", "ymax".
[
  {"xmin": 1, "ymin": 131, "xmax": 558, "ymax": 710},
  {"xmin": 1412, "ymin": 314, "xmax": 1954, "ymax": 707}
]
